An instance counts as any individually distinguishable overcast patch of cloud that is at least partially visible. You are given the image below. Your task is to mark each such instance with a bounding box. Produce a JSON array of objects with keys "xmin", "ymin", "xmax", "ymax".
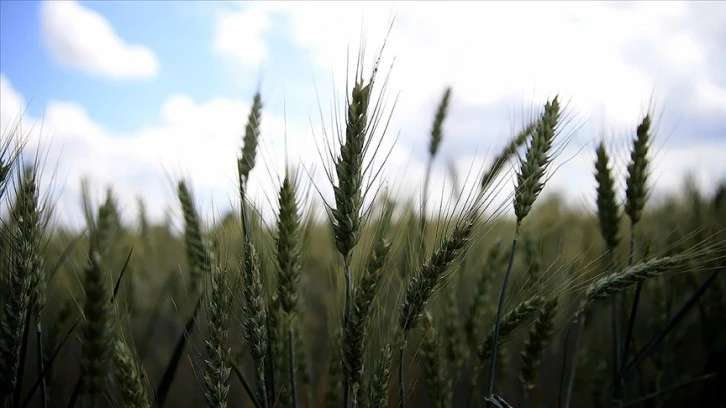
[
  {"xmin": 242, "ymin": 1, "xmax": 726, "ymax": 204},
  {"xmin": 0, "ymin": 70, "xmax": 415, "ymax": 232},
  {"xmin": 39, "ymin": 0, "xmax": 159, "ymax": 80},
  {"xmin": 213, "ymin": 4, "xmax": 272, "ymax": 68},
  {"xmin": 243, "ymin": 1, "xmax": 725, "ymax": 133},
  {"xmin": 3, "ymin": 1, "xmax": 725, "ymax": 230}
]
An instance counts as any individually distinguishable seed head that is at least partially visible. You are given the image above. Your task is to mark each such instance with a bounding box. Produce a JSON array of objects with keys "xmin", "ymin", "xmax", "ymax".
[
  {"xmin": 624, "ymin": 115, "xmax": 651, "ymax": 226},
  {"xmin": 514, "ymin": 97, "xmax": 561, "ymax": 223},
  {"xmin": 429, "ymin": 87, "xmax": 452, "ymax": 158},
  {"xmin": 238, "ymin": 92, "xmax": 263, "ymax": 188},
  {"xmin": 594, "ymin": 142, "xmax": 621, "ymax": 252}
]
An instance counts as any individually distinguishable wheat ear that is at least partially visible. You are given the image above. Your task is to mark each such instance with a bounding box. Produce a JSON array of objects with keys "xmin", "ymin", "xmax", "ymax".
[
  {"xmin": 595, "ymin": 142, "xmax": 621, "ymax": 254},
  {"xmin": 112, "ymin": 336, "xmax": 152, "ymax": 408},
  {"xmin": 1, "ymin": 165, "xmax": 42, "ymax": 407},
  {"xmin": 177, "ymin": 180, "xmax": 212, "ymax": 294},
  {"xmin": 487, "ymin": 97, "xmax": 561, "ymax": 399},
  {"xmin": 519, "ymin": 297, "xmax": 559, "ymax": 398},
  {"xmin": 398, "ymin": 212, "xmax": 475, "ymax": 408},
  {"xmin": 238, "ymin": 91, "xmax": 263, "ymax": 201},
  {"xmin": 368, "ymin": 342, "xmax": 393, "ymax": 408},
  {"xmin": 240, "ymin": 237, "xmax": 269, "ymax": 408},
  {"xmin": 332, "ymin": 61, "xmax": 380, "ymax": 408},
  {"xmin": 275, "ymin": 171, "xmax": 303, "ymax": 408},
  {"xmin": 80, "ymin": 239, "xmax": 114, "ymax": 405},
  {"xmin": 204, "ymin": 263, "xmax": 233, "ymax": 408}
]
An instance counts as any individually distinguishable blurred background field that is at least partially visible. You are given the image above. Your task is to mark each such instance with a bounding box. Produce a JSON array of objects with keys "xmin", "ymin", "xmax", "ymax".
[{"xmin": 18, "ymin": 171, "xmax": 726, "ymax": 407}]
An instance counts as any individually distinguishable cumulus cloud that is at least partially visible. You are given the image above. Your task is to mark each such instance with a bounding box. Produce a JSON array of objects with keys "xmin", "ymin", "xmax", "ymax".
[
  {"xmin": 0, "ymin": 75, "xmax": 26, "ymax": 133},
  {"xmin": 39, "ymin": 0, "xmax": 159, "ymax": 80},
  {"xmin": 2, "ymin": 69, "xmax": 723, "ymax": 235},
  {"xmin": 3, "ymin": 1, "xmax": 725, "ymax": 230},
  {"xmin": 213, "ymin": 4, "xmax": 272, "ymax": 68},
  {"xmin": 243, "ymin": 1, "xmax": 726, "ymax": 202},
  {"xmin": 0, "ymin": 72, "xmax": 396, "ymax": 231},
  {"xmin": 268, "ymin": 2, "xmax": 724, "ymax": 116}
]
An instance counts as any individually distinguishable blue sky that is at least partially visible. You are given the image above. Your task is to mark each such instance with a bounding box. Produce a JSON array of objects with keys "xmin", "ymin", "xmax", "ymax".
[
  {"xmin": 0, "ymin": 1, "xmax": 314, "ymax": 131},
  {"xmin": 1, "ymin": 1, "xmax": 725, "ymax": 229}
]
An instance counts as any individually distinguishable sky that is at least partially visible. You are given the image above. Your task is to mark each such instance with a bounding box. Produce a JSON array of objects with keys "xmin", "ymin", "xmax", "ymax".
[{"xmin": 1, "ymin": 0, "xmax": 725, "ymax": 231}]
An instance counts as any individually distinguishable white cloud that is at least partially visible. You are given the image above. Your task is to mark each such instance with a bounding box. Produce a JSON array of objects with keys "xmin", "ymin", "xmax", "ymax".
[
  {"xmin": 1, "ymin": 72, "xmax": 399, "ymax": 231},
  {"xmin": 39, "ymin": 0, "xmax": 159, "ymax": 80},
  {"xmin": 3, "ymin": 1, "xmax": 726, "ymax": 230},
  {"xmin": 0, "ymin": 75, "xmax": 26, "ymax": 133},
  {"xmin": 248, "ymin": 1, "xmax": 725, "ymax": 133},
  {"xmin": 2, "ymin": 63, "xmax": 725, "ymax": 233},
  {"xmin": 693, "ymin": 79, "xmax": 726, "ymax": 116},
  {"xmin": 245, "ymin": 1, "xmax": 726, "ymax": 206},
  {"xmin": 213, "ymin": 4, "xmax": 272, "ymax": 68}
]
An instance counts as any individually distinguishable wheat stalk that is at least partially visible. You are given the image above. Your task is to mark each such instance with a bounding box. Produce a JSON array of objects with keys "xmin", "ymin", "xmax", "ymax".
[
  {"xmin": 421, "ymin": 311, "xmax": 452, "ymax": 408},
  {"xmin": 344, "ymin": 205, "xmax": 393, "ymax": 408},
  {"xmin": 487, "ymin": 96, "xmax": 561, "ymax": 399}
]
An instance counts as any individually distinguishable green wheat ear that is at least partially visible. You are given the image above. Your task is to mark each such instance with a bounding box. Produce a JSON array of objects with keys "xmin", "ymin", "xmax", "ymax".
[
  {"xmin": 276, "ymin": 172, "xmax": 303, "ymax": 321},
  {"xmin": 177, "ymin": 180, "xmax": 212, "ymax": 294},
  {"xmin": 625, "ymin": 114, "xmax": 651, "ymax": 227},
  {"xmin": 478, "ymin": 295, "xmax": 545, "ymax": 363},
  {"xmin": 331, "ymin": 76, "xmax": 373, "ymax": 263},
  {"xmin": 238, "ymin": 91, "xmax": 263, "ymax": 191},
  {"xmin": 519, "ymin": 297, "xmax": 558, "ymax": 392},
  {"xmin": 0, "ymin": 164, "xmax": 43, "ymax": 406},
  {"xmin": 429, "ymin": 86, "xmax": 452, "ymax": 158},
  {"xmin": 203, "ymin": 264, "xmax": 233, "ymax": 408},
  {"xmin": 112, "ymin": 336, "xmax": 152, "ymax": 408},
  {"xmin": 594, "ymin": 142, "xmax": 621, "ymax": 253},
  {"xmin": 274, "ymin": 170, "xmax": 303, "ymax": 408},
  {"xmin": 399, "ymin": 212, "xmax": 475, "ymax": 335},
  {"xmin": 239, "ymin": 236, "xmax": 268, "ymax": 408},
  {"xmin": 80, "ymin": 244, "xmax": 114, "ymax": 403},
  {"xmin": 584, "ymin": 255, "xmax": 686, "ymax": 305},
  {"xmin": 514, "ymin": 96, "xmax": 561, "ymax": 224},
  {"xmin": 368, "ymin": 342, "xmax": 393, "ymax": 408},
  {"xmin": 421, "ymin": 311, "xmax": 452, "ymax": 408}
]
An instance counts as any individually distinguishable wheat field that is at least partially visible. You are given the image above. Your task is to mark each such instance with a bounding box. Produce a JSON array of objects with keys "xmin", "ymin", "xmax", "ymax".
[{"xmin": 1, "ymin": 43, "xmax": 725, "ymax": 408}]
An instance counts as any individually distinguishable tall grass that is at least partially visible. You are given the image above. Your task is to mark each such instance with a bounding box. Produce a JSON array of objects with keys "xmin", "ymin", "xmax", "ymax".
[{"xmin": 1, "ymin": 37, "xmax": 725, "ymax": 408}]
